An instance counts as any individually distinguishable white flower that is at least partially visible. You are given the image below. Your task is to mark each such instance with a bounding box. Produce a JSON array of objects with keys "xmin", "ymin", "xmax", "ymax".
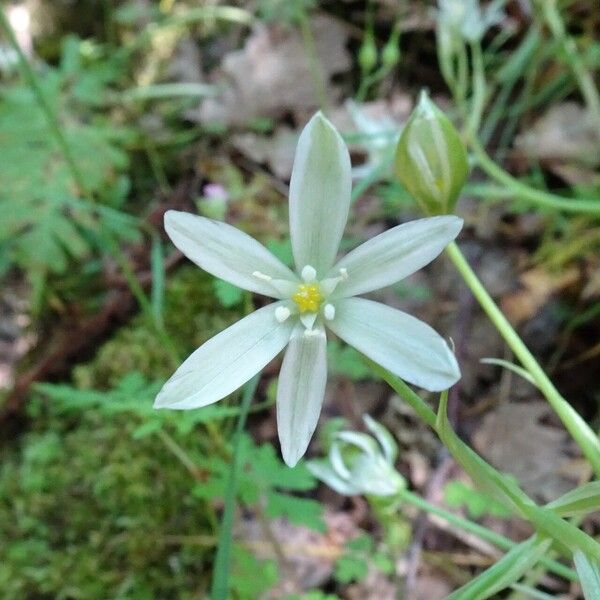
[
  {"xmin": 307, "ymin": 415, "xmax": 406, "ymax": 497},
  {"xmin": 437, "ymin": 0, "xmax": 504, "ymax": 43},
  {"xmin": 345, "ymin": 99, "xmax": 401, "ymax": 181},
  {"xmin": 155, "ymin": 112, "xmax": 462, "ymax": 467}
]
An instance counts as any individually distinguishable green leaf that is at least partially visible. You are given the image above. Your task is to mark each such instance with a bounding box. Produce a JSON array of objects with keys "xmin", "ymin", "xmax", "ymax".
[
  {"xmin": 446, "ymin": 535, "xmax": 552, "ymax": 600},
  {"xmin": 334, "ymin": 554, "xmax": 368, "ymax": 584},
  {"xmin": 574, "ymin": 551, "xmax": 600, "ymax": 600},
  {"xmin": 266, "ymin": 237, "xmax": 294, "ymax": 268},
  {"xmin": 444, "ymin": 481, "xmax": 511, "ymax": 519},
  {"xmin": 327, "ymin": 340, "xmax": 371, "ymax": 381},
  {"xmin": 213, "ymin": 279, "xmax": 244, "ymax": 308},
  {"xmin": 546, "ymin": 482, "xmax": 600, "ymax": 518},
  {"xmin": 266, "ymin": 492, "xmax": 324, "ymax": 531},
  {"xmin": 436, "ymin": 391, "xmax": 600, "ymax": 562},
  {"xmin": 230, "ymin": 546, "xmax": 278, "ymax": 599},
  {"xmin": 211, "ymin": 377, "xmax": 259, "ymax": 600}
]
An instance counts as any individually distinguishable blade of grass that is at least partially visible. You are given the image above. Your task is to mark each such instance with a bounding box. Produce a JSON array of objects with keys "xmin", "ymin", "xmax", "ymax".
[
  {"xmin": 574, "ymin": 551, "xmax": 600, "ymax": 599},
  {"xmin": 210, "ymin": 375, "xmax": 260, "ymax": 600},
  {"xmin": 151, "ymin": 235, "xmax": 165, "ymax": 329}
]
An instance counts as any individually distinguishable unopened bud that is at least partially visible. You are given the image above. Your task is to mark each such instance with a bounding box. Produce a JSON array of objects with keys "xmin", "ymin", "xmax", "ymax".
[
  {"xmin": 394, "ymin": 91, "xmax": 468, "ymax": 215},
  {"xmin": 358, "ymin": 29, "xmax": 378, "ymax": 74},
  {"xmin": 381, "ymin": 29, "xmax": 401, "ymax": 68}
]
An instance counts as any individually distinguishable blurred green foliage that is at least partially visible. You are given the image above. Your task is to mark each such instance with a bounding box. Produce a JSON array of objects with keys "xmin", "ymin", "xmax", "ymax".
[{"xmin": 0, "ymin": 36, "xmax": 138, "ymax": 279}]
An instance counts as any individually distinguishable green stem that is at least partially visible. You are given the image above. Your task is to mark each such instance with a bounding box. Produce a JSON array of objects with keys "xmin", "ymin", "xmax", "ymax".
[
  {"xmin": 469, "ymin": 138, "xmax": 600, "ymax": 215},
  {"xmin": 210, "ymin": 376, "xmax": 259, "ymax": 600},
  {"xmin": 369, "ymin": 361, "xmax": 436, "ymax": 428},
  {"xmin": 466, "ymin": 42, "xmax": 486, "ymax": 139},
  {"xmin": 538, "ymin": 0, "xmax": 600, "ymax": 140},
  {"xmin": 298, "ymin": 12, "xmax": 329, "ymax": 112},
  {"xmin": 400, "ymin": 490, "xmax": 577, "ymax": 582},
  {"xmin": 445, "ymin": 241, "xmax": 600, "ymax": 476}
]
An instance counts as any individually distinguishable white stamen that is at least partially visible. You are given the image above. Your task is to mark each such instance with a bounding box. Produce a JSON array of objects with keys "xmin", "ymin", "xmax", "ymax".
[
  {"xmin": 275, "ymin": 306, "xmax": 291, "ymax": 323},
  {"xmin": 324, "ymin": 303, "xmax": 336, "ymax": 320},
  {"xmin": 301, "ymin": 265, "xmax": 317, "ymax": 282},
  {"xmin": 252, "ymin": 271, "xmax": 272, "ymax": 281}
]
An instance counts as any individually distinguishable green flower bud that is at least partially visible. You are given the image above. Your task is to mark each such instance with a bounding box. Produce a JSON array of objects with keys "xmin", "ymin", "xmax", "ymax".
[
  {"xmin": 394, "ymin": 91, "xmax": 468, "ymax": 215},
  {"xmin": 358, "ymin": 29, "xmax": 378, "ymax": 74},
  {"xmin": 381, "ymin": 29, "xmax": 401, "ymax": 68}
]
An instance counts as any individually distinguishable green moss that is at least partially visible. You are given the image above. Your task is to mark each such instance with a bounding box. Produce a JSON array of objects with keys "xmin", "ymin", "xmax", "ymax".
[
  {"xmin": 0, "ymin": 265, "xmax": 250, "ymax": 598},
  {"xmin": 0, "ymin": 409, "xmax": 214, "ymax": 599},
  {"xmin": 74, "ymin": 266, "xmax": 240, "ymax": 388}
]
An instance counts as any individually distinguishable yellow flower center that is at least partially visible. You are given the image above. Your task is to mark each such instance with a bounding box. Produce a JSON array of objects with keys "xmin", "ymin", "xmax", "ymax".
[{"xmin": 292, "ymin": 282, "xmax": 324, "ymax": 313}]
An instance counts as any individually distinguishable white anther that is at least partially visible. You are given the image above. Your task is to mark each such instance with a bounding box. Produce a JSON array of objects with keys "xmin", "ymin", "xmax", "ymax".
[
  {"xmin": 339, "ymin": 268, "xmax": 348, "ymax": 280},
  {"xmin": 275, "ymin": 306, "xmax": 291, "ymax": 323},
  {"xmin": 252, "ymin": 271, "xmax": 272, "ymax": 281},
  {"xmin": 323, "ymin": 303, "xmax": 336, "ymax": 320},
  {"xmin": 301, "ymin": 265, "xmax": 317, "ymax": 282}
]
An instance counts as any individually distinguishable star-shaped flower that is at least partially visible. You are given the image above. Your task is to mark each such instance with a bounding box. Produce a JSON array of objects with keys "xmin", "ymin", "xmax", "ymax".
[
  {"xmin": 155, "ymin": 112, "xmax": 462, "ymax": 466},
  {"xmin": 307, "ymin": 415, "xmax": 406, "ymax": 497}
]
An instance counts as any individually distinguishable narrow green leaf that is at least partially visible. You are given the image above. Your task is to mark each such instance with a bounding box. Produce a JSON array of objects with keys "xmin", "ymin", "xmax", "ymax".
[
  {"xmin": 480, "ymin": 357, "xmax": 537, "ymax": 387},
  {"xmin": 151, "ymin": 234, "xmax": 165, "ymax": 327},
  {"xmin": 446, "ymin": 535, "xmax": 552, "ymax": 600},
  {"xmin": 210, "ymin": 375, "xmax": 259, "ymax": 600},
  {"xmin": 436, "ymin": 391, "xmax": 600, "ymax": 562},
  {"xmin": 574, "ymin": 551, "xmax": 600, "ymax": 599},
  {"xmin": 546, "ymin": 482, "xmax": 600, "ymax": 518}
]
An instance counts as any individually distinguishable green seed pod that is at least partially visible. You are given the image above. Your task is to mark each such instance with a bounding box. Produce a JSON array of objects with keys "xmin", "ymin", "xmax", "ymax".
[
  {"xmin": 358, "ymin": 29, "xmax": 378, "ymax": 74},
  {"xmin": 394, "ymin": 91, "xmax": 469, "ymax": 215}
]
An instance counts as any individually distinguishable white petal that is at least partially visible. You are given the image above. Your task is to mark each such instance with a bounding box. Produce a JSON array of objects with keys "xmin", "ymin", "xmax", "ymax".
[
  {"xmin": 327, "ymin": 298, "xmax": 460, "ymax": 391},
  {"xmin": 155, "ymin": 303, "xmax": 293, "ymax": 409},
  {"xmin": 363, "ymin": 415, "xmax": 398, "ymax": 463},
  {"xmin": 165, "ymin": 210, "xmax": 297, "ymax": 297},
  {"xmin": 306, "ymin": 460, "xmax": 358, "ymax": 495},
  {"xmin": 330, "ymin": 216, "xmax": 463, "ymax": 298},
  {"xmin": 289, "ymin": 112, "xmax": 352, "ymax": 277},
  {"xmin": 277, "ymin": 327, "xmax": 328, "ymax": 467}
]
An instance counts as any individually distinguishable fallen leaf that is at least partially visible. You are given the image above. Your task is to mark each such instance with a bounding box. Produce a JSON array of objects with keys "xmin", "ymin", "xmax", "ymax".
[
  {"xmin": 501, "ymin": 266, "xmax": 579, "ymax": 324},
  {"xmin": 515, "ymin": 102, "xmax": 600, "ymax": 185},
  {"xmin": 236, "ymin": 508, "xmax": 360, "ymax": 597},
  {"xmin": 473, "ymin": 401, "xmax": 575, "ymax": 502},
  {"xmin": 190, "ymin": 16, "xmax": 350, "ymax": 127}
]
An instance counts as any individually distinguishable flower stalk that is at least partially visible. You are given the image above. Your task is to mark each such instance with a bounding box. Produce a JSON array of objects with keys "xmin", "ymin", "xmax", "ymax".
[{"xmin": 445, "ymin": 241, "xmax": 600, "ymax": 477}]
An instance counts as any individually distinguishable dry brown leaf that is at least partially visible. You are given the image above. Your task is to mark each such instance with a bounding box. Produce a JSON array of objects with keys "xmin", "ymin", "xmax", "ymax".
[
  {"xmin": 236, "ymin": 509, "xmax": 360, "ymax": 597},
  {"xmin": 190, "ymin": 16, "xmax": 350, "ymax": 127},
  {"xmin": 500, "ymin": 266, "xmax": 579, "ymax": 324},
  {"xmin": 515, "ymin": 102, "xmax": 600, "ymax": 184},
  {"xmin": 231, "ymin": 125, "xmax": 297, "ymax": 179},
  {"xmin": 344, "ymin": 566, "xmax": 396, "ymax": 600},
  {"xmin": 473, "ymin": 401, "xmax": 576, "ymax": 502}
]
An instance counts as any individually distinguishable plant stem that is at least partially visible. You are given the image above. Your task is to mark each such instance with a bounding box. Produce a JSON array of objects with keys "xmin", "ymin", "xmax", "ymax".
[
  {"xmin": 400, "ymin": 490, "xmax": 577, "ymax": 582},
  {"xmin": 210, "ymin": 376, "xmax": 259, "ymax": 600},
  {"xmin": 298, "ymin": 12, "xmax": 329, "ymax": 112},
  {"xmin": 445, "ymin": 241, "xmax": 600, "ymax": 476},
  {"xmin": 369, "ymin": 361, "xmax": 437, "ymax": 428},
  {"xmin": 469, "ymin": 138, "xmax": 600, "ymax": 215},
  {"xmin": 466, "ymin": 42, "xmax": 486, "ymax": 139}
]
